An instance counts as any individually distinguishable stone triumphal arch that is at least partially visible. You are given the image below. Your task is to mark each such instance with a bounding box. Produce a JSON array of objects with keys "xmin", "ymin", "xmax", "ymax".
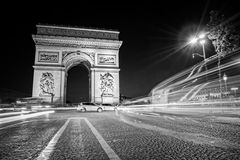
[{"xmin": 32, "ymin": 24, "xmax": 122, "ymax": 104}]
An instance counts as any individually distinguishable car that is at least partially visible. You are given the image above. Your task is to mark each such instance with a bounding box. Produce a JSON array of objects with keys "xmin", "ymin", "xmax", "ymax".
[{"xmin": 77, "ymin": 102, "xmax": 104, "ymax": 112}]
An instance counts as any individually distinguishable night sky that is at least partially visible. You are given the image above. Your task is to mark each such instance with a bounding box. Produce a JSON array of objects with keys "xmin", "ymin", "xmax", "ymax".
[{"xmin": 1, "ymin": 1, "xmax": 239, "ymax": 102}]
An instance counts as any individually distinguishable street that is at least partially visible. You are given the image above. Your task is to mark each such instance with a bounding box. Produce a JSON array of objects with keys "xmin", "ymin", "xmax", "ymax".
[{"xmin": 0, "ymin": 108, "xmax": 240, "ymax": 160}]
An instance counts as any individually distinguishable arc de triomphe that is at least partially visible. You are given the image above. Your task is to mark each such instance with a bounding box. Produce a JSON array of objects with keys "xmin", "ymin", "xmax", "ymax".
[{"xmin": 32, "ymin": 24, "xmax": 122, "ymax": 104}]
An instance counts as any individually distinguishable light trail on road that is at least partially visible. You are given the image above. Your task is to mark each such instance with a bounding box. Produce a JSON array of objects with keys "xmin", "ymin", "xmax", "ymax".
[
  {"xmin": 0, "ymin": 111, "xmax": 55, "ymax": 124},
  {"xmin": 118, "ymin": 111, "xmax": 240, "ymax": 149},
  {"xmin": 124, "ymin": 49, "xmax": 240, "ymax": 109}
]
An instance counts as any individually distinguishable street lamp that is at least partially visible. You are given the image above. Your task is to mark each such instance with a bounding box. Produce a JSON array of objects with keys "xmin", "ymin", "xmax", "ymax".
[
  {"xmin": 223, "ymin": 73, "xmax": 228, "ymax": 92},
  {"xmin": 189, "ymin": 33, "xmax": 207, "ymax": 62},
  {"xmin": 189, "ymin": 33, "xmax": 208, "ymax": 82},
  {"xmin": 199, "ymin": 39, "xmax": 206, "ymax": 60}
]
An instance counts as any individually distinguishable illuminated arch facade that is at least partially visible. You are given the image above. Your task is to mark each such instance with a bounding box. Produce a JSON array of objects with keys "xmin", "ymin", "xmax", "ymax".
[{"xmin": 32, "ymin": 25, "xmax": 122, "ymax": 104}]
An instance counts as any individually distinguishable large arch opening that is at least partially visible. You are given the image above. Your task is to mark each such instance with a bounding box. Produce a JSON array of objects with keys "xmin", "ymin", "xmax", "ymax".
[
  {"xmin": 66, "ymin": 64, "xmax": 90, "ymax": 104},
  {"xmin": 63, "ymin": 51, "xmax": 93, "ymax": 104}
]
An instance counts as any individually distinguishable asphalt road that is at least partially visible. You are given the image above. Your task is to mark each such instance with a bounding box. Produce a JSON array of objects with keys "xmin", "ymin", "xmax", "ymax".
[{"xmin": 0, "ymin": 108, "xmax": 240, "ymax": 160}]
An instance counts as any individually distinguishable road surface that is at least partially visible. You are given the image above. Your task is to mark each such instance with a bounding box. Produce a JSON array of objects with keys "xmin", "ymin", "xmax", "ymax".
[{"xmin": 0, "ymin": 108, "xmax": 239, "ymax": 160}]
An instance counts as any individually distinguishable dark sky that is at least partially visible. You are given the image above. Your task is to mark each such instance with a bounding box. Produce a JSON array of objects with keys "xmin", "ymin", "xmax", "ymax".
[{"xmin": 1, "ymin": 0, "xmax": 239, "ymax": 102}]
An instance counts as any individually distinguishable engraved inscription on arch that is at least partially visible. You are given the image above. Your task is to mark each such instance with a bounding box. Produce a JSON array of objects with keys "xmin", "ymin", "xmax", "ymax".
[
  {"xmin": 98, "ymin": 54, "xmax": 116, "ymax": 65},
  {"xmin": 38, "ymin": 51, "xmax": 59, "ymax": 63}
]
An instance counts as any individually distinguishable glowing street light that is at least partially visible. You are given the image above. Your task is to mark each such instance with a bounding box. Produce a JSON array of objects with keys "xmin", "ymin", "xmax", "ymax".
[
  {"xmin": 198, "ymin": 33, "xmax": 206, "ymax": 39},
  {"xmin": 223, "ymin": 73, "xmax": 228, "ymax": 92},
  {"xmin": 223, "ymin": 73, "xmax": 227, "ymax": 81},
  {"xmin": 189, "ymin": 32, "xmax": 209, "ymax": 83},
  {"xmin": 189, "ymin": 37, "xmax": 198, "ymax": 44},
  {"xmin": 189, "ymin": 33, "xmax": 207, "ymax": 62}
]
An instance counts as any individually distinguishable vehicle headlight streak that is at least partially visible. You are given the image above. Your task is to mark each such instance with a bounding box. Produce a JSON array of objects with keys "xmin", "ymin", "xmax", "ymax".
[{"xmin": 124, "ymin": 49, "xmax": 240, "ymax": 107}]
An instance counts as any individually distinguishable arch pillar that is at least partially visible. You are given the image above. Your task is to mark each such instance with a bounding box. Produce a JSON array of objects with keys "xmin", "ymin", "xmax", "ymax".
[
  {"xmin": 32, "ymin": 65, "xmax": 66, "ymax": 104},
  {"xmin": 90, "ymin": 68, "xmax": 120, "ymax": 104}
]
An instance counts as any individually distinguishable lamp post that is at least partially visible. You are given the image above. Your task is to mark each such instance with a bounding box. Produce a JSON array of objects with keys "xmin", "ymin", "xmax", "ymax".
[
  {"xmin": 189, "ymin": 33, "xmax": 207, "ymax": 62},
  {"xmin": 223, "ymin": 73, "xmax": 228, "ymax": 92},
  {"xmin": 189, "ymin": 32, "xmax": 212, "ymax": 103},
  {"xmin": 199, "ymin": 39, "xmax": 206, "ymax": 61},
  {"xmin": 189, "ymin": 33, "xmax": 208, "ymax": 82}
]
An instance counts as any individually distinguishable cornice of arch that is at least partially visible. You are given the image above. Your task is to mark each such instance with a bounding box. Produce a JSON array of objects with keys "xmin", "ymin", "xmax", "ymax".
[{"xmin": 32, "ymin": 35, "xmax": 122, "ymax": 49}]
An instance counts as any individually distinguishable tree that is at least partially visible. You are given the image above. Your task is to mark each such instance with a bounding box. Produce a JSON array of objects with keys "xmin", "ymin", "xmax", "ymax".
[
  {"xmin": 206, "ymin": 10, "xmax": 240, "ymax": 100},
  {"xmin": 206, "ymin": 10, "xmax": 240, "ymax": 55}
]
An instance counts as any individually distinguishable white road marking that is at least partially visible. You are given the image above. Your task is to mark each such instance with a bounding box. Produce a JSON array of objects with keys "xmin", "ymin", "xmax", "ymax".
[
  {"xmin": 84, "ymin": 118, "xmax": 121, "ymax": 160},
  {"xmin": 36, "ymin": 117, "xmax": 120, "ymax": 159},
  {"xmin": 36, "ymin": 119, "xmax": 70, "ymax": 160}
]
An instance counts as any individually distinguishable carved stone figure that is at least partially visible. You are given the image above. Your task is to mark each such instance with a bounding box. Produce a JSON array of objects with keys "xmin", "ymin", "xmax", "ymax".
[
  {"xmin": 100, "ymin": 72, "xmax": 114, "ymax": 97},
  {"xmin": 39, "ymin": 72, "xmax": 55, "ymax": 97}
]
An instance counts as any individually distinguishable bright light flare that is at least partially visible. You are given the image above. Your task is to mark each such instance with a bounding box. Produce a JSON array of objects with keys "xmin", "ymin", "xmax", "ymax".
[
  {"xmin": 198, "ymin": 33, "xmax": 206, "ymax": 39},
  {"xmin": 223, "ymin": 73, "xmax": 228, "ymax": 81},
  {"xmin": 189, "ymin": 37, "xmax": 198, "ymax": 44},
  {"xmin": 199, "ymin": 39, "xmax": 206, "ymax": 45},
  {"xmin": 188, "ymin": 32, "xmax": 208, "ymax": 45}
]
